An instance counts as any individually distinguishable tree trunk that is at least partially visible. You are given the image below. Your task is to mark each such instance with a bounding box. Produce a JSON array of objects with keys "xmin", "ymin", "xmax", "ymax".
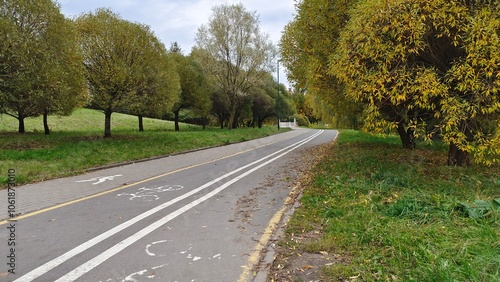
[
  {"xmin": 396, "ymin": 123, "xmax": 413, "ymax": 149},
  {"xmin": 43, "ymin": 110, "xmax": 50, "ymax": 135},
  {"xmin": 216, "ymin": 113, "xmax": 224, "ymax": 129},
  {"xmin": 18, "ymin": 115, "xmax": 25, "ymax": 134},
  {"xmin": 104, "ymin": 109, "xmax": 112, "ymax": 138},
  {"xmin": 227, "ymin": 106, "xmax": 237, "ymax": 130},
  {"xmin": 174, "ymin": 110, "xmax": 180, "ymax": 132},
  {"xmin": 138, "ymin": 115, "xmax": 144, "ymax": 132},
  {"xmin": 202, "ymin": 117, "xmax": 208, "ymax": 130},
  {"xmin": 448, "ymin": 142, "xmax": 470, "ymax": 166}
]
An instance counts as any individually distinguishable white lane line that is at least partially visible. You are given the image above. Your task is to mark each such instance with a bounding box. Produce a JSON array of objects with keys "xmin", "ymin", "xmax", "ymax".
[
  {"xmin": 54, "ymin": 130, "xmax": 324, "ymax": 281},
  {"xmin": 14, "ymin": 130, "xmax": 323, "ymax": 282}
]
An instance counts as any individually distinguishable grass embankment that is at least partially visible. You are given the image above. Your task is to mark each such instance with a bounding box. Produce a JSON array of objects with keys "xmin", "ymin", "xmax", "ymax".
[
  {"xmin": 271, "ymin": 130, "xmax": 499, "ymax": 281},
  {"xmin": 0, "ymin": 108, "xmax": 283, "ymax": 187}
]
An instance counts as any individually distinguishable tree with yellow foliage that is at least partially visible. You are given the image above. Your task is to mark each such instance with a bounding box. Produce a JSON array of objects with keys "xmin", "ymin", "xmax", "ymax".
[
  {"xmin": 280, "ymin": 0, "xmax": 363, "ymax": 129},
  {"xmin": 331, "ymin": 0, "xmax": 500, "ymax": 165}
]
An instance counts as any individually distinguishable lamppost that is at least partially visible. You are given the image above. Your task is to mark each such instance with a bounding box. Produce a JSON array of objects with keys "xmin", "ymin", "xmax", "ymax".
[{"xmin": 277, "ymin": 59, "xmax": 281, "ymax": 131}]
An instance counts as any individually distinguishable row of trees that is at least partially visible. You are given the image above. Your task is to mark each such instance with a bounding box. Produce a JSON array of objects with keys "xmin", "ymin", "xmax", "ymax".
[
  {"xmin": 76, "ymin": 9, "xmax": 180, "ymax": 138},
  {"xmin": 0, "ymin": 1, "xmax": 294, "ymax": 137},
  {"xmin": 0, "ymin": 0, "xmax": 87, "ymax": 134},
  {"xmin": 281, "ymin": 0, "xmax": 500, "ymax": 166}
]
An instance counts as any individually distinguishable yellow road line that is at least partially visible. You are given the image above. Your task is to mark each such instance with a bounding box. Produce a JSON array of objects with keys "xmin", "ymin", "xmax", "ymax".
[
  {"xmin": 238, "ymin": 130, "xmax": 338, "ymax": 281},
  {"xmin": 0, "ymin": 143, "xmax": 272, "ymax": 226},
  {"xmin": 238, "ymin": 184, "xmax": 300, "ymax": 282}
]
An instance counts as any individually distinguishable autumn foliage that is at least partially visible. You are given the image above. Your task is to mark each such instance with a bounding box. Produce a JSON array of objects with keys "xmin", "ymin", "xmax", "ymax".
[{"xmin": 282, "ymin": 0, "xmax": 500, "ymax": 165}]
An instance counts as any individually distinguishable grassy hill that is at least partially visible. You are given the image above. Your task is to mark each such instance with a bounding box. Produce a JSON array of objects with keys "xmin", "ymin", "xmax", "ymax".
[
  {"xmin": 0, "ymin": 108, "xmax": 183, "ymax": 133},
  {"xmin": 0, "ymin": 109, "xmax": 281, "ymax": 187}
]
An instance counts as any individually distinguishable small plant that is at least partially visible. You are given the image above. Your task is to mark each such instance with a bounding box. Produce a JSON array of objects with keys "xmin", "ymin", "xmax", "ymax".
[{"xmin": 455, "ymin": 198, "xmax": 500, "ymax": 219}]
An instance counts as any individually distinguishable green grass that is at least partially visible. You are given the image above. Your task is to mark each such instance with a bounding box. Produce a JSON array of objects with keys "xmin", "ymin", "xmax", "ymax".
[
  {"xmin": 0, "ymin": 108, "xmax": 284, "ymax": 187},
  {"xmin": 275, "ymin": 129, "xmax": 499, "ymax": 281}
]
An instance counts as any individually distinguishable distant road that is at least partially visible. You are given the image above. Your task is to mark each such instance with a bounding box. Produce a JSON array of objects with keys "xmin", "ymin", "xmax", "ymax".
[{"xmin": 1, "ymin": 128, "xmax": 338, "ymax": 282}]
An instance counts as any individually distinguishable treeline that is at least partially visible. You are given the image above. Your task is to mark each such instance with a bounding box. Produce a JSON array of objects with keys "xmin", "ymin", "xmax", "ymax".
[
  {"xmin": 281, "ymin": 0, "xmax": 500, "ymax": 166},
  {"xmin": 0, "ymin": 1, "xmax": 297, "ymax": 138}
]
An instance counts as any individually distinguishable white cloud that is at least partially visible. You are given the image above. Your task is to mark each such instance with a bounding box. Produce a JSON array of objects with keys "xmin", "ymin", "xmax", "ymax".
[{"xmin": 58, "ymin": 0, "xmax": 295, "ymax": 51}]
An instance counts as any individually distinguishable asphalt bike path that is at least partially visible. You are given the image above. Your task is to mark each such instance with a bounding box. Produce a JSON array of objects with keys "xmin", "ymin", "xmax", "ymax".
[
  {"xmin": 1, "ymin": 128, "xmax": 315, "ymax": 222},
  {"xmin": 1, "ymin": 128, "xmax": 338, "ymax": 282}
]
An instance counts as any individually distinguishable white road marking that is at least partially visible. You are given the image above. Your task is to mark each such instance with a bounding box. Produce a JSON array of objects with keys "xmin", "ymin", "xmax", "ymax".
[
  {"xmin": 117, "ymin": 185, "xmax": 184, "ymax": 201},
  {"xmin": 14, "ymin": 131, "xmax": 323, "ymax": 282},
  {"xmin": 145, "ymin": 240, "xmax": 170, "ymax": 256},
  {"xmin": 120, "ymin": 264, "xmax": 168, "ymax": 282},
  {"xmin": 76, "ymin": 175, "xmax": 123, "ymax": 185},
  {"xmin": 146, "ymin": 240, "xmax": 219, "ymax": 262},
  {"xmin": 123, "ymin": 269, "xmax": 147, "ymax": 282},
  {"xmin": 180, "ymin": 245, "xmax": 192, "ymax": 255},
  {"xmin": 151, "ymin": 264, "xmax": 167, "ymax": 270}
]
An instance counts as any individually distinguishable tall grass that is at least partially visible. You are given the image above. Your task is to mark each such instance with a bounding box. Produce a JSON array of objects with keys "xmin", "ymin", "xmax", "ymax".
[
  {"xmin": 275, "ymin": 130, "xmax": 499, "ymax": 281},
  {"xmin": 0, "ymin": 109, "xmax": 282, "ymax": 187}
]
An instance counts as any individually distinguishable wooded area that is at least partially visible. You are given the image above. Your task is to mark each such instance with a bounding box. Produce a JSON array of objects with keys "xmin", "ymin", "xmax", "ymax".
[
  {"xmin": 2, "ymin": 0, "xmax": 499, "ymax": 165},
  {"xmin": 281, "ymin": 0, "xmax": 500, "ymax": 166},
  {"xmin": 0, "ymin": 1, "xmax": 299, "ymax": 138}
]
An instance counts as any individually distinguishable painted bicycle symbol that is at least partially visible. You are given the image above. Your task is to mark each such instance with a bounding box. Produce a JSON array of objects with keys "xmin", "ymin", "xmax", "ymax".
[{"xmin": 117, "ymin": 185, "xmax": 184, "ymax": 201}]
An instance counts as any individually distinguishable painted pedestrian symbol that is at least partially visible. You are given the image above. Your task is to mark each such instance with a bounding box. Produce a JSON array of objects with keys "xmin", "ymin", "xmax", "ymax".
[{"xmin": 76, "ymin": 174, "xmax": 123, "ymax": 185}]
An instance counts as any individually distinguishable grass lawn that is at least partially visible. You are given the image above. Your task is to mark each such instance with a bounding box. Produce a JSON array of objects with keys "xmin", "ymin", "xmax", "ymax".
[
  {"xmin": 270, "ymin": 130, "xmax": 499, "ymax": 282},
  {"xmin": 0, "ymin": 108, "xmax": 283, "ymax": 187}
]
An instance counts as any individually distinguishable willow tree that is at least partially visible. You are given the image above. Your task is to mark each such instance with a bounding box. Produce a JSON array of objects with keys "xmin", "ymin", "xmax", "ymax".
[
  {"xmin": 194, "ymin": 3, "xmax": 276, "ymax": 129},
  {"xmin": 331, "ymin": 0, "xmax": 500, "ymax": 165},
  {"xmin": 280, "ymin": 0, "xmax": 362, "ymax": 129},
  {"xmin": 75, "ymin": 9, "xmax": 179, "ymax": 137},
  {"xmin": 0, "ymin": 0, "xmax": 86, "ymax": 134}
]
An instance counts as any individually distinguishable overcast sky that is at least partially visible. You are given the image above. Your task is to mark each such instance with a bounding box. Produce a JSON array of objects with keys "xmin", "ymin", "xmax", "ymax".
[{"xmin": 58, "ymin": 0, "xmax": 296, "ymax": 86}]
